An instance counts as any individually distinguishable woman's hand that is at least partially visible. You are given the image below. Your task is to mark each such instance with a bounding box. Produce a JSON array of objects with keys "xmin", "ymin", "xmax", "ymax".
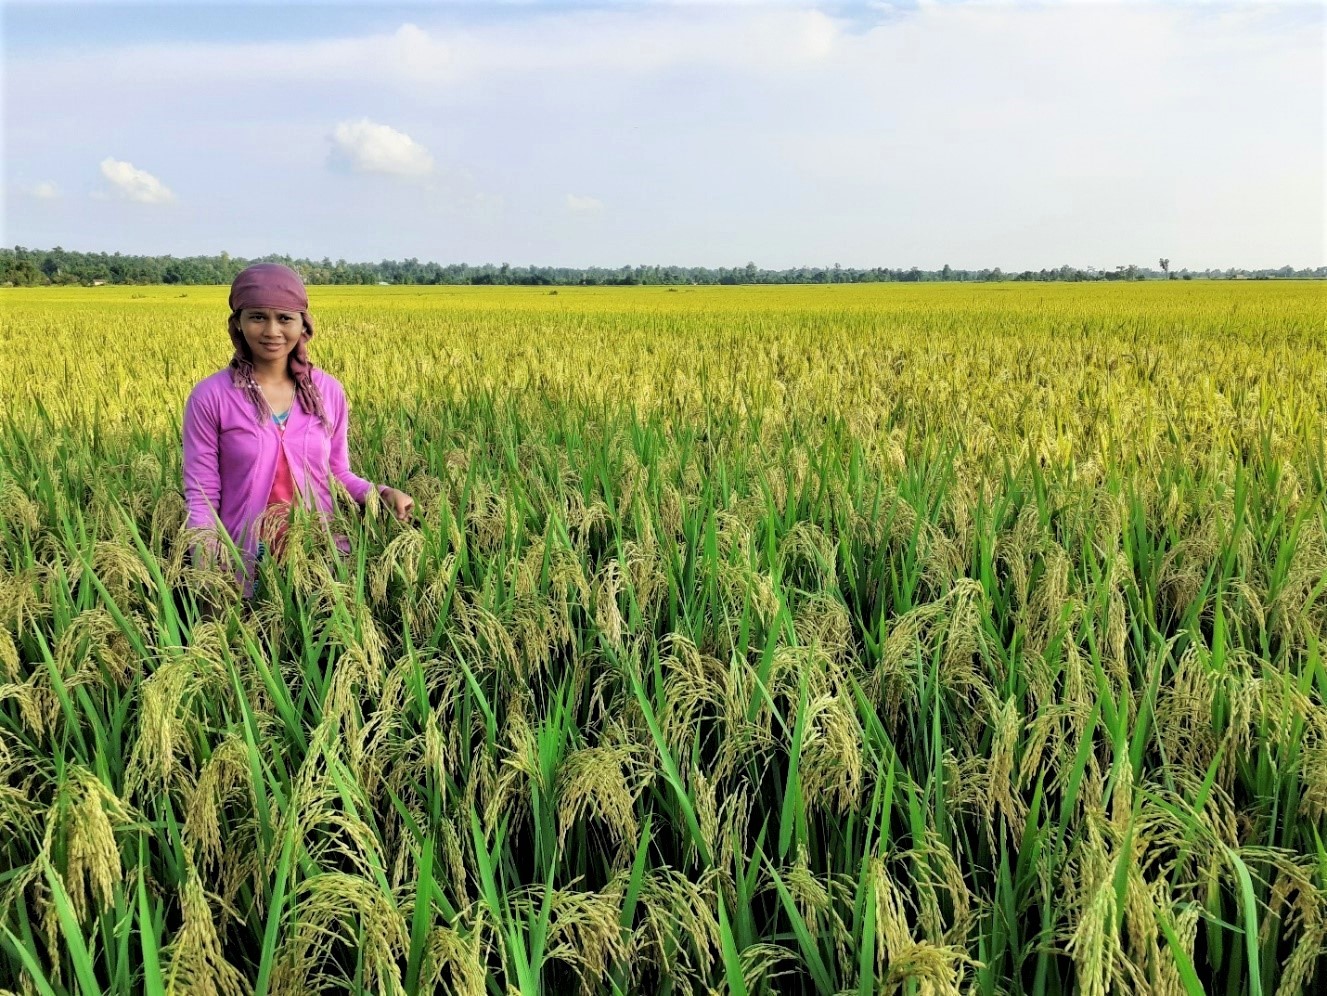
[
  {"xmin": 194, "ymin": 531, "xmax": 231, "ymax": 570},
  {"xmin": 380, "ymin": 487, "xmax": 416, "ymax": 523}
]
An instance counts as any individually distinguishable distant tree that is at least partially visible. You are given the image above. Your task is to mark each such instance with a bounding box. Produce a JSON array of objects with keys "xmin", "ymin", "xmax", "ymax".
[{"xmin": 2, "ymin": 245, "xmax": 1320, "ymax": 287}]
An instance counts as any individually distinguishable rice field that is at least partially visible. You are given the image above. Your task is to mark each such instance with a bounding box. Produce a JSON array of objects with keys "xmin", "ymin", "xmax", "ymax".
[{"xmin": 0, "ymin": 281, "xmax": 1324, "ymax": 994}]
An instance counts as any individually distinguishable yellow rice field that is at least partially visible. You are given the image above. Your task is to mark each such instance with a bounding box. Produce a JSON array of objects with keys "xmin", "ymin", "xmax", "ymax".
[{"xmin": 0, "ymin": 282, "xmax": 1324, "ymax": 994}]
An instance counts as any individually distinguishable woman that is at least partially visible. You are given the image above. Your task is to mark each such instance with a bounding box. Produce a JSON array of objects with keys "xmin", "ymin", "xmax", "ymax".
[{"xmin": 183, "ymin": 263, "xmax": 413, "ymax": 596}]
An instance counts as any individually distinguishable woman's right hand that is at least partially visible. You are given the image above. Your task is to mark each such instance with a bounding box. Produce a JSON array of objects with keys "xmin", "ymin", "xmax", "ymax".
[{"xmin": 195, "ymin": 532, "xmax": 230, "ymax": 570}]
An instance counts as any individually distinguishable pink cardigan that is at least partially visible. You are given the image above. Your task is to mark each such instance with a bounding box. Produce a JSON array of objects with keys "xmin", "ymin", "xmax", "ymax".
[{"xmin": 182, "ymin": 366, "xmax": 383, "ymax": 593}]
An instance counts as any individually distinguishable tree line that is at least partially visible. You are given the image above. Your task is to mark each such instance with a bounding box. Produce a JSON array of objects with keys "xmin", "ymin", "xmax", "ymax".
[{"xmin": 2, "ymin": 246, "xmax": 1322, "ymax": 287}]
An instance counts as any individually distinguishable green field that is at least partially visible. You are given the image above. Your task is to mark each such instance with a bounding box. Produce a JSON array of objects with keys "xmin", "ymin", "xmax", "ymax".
[{"xmin": 1, "ymin": 282, "xmax": 1324, "ymax": 994}]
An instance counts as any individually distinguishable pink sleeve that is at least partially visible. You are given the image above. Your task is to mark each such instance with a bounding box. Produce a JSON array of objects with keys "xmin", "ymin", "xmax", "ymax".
[
  {"xmin": 327, "ymin": 379, "xmax": 381, "ymax": 504},
  {"xmin": 182, "ymin": 384, "xmax": 223, "ymax": 531}
]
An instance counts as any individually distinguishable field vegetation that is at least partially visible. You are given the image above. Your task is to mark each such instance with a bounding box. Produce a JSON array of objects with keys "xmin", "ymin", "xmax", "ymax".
[{"xmin": 0, "ymin": 282, "xmax": 1324, "ymax": 994}]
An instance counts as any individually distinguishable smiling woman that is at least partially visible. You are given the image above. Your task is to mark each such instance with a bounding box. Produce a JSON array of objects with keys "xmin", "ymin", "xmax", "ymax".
[
  {"xmin": 181, "ymin": 262, "xmax": 414, "ymax": 596},
  {"xmin": 241, "ymin": 306, "xmax": 304, "ymax": 360}
]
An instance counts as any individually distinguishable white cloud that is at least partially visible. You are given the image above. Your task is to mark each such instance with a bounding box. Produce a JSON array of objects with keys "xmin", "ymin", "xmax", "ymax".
[
  {"xmin": 4, "ymin": 3, "xmax": 1320, "ymax": 268},
  {"xmin": 566, "ymin": 193, "xmax": 605, "ymax": 214},
  {"xmin": 329, "ymin": 118, "xmax": 434, "ymax": 177},
  {"xmin": 30, "ymin": 181, "xmax": 59, "ymax": 199},
  {"xmin": 99, "ymin": 158, "xmax": 175, "ymax": 204}
]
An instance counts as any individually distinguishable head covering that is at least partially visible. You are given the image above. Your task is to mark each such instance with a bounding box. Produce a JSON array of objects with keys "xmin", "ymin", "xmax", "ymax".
[
  {"xmin": 225, "ymin": 263, "xmax": 328, "ymax": 428},
  {"xmin": 229, "ymin": 263, "xmax": 316, "ymax": 336}
]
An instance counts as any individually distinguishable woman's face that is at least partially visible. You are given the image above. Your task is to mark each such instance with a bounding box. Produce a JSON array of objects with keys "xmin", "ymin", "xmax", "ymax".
[{"xmin": 238, "ymin": 307, "xmax": 306, "ymax": 364}]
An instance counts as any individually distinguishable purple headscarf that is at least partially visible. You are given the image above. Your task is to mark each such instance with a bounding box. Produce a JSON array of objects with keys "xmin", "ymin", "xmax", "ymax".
[{"xmin": 226, "ymin": 263, "xmax": 328, "ymax": 428}]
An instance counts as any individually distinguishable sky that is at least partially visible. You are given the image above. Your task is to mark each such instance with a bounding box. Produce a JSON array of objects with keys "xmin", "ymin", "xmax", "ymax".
[{"xmin": 3, "ymin": 0, "xmax": 1323, "ymax": 270}]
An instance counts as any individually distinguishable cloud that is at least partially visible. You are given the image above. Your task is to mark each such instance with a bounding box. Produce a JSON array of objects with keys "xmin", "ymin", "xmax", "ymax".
[
  {"xmin": 566, "ymin": 193, "xmax": 605, "ymax": 215},
  {"xmin": 99, "ymin": 158, "xmax": 175, "ymax": 203},
  {"xmin": 4, "ymin": 3, "xmax": 1320, "ymax": 268},
  {"xmin": 29, "ymin": 181, "xmax": 59, "ymax": 199},
  {"xmin": 329, "ymin": 118, "xmax": 434, "ymax": 177}
]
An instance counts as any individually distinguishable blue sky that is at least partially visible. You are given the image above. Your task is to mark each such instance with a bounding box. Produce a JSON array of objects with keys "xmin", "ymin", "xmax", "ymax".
[{"xmin": 4, "ymin": 1, "xmax": 1323, "ymax": 269}]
